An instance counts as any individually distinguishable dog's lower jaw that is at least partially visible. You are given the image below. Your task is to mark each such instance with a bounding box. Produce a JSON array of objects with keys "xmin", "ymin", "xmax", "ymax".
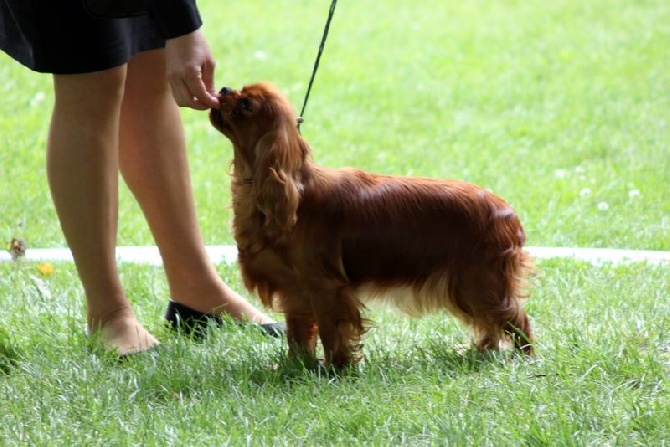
[{"xmin": 209, "ymin": 108, "xmax": 224, "ymax": 131}]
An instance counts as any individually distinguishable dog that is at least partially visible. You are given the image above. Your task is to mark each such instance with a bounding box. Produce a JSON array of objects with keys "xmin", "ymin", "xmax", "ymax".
[{"xmin": 210, "ymin": 82, "xmax": 534, "ymax": 368}]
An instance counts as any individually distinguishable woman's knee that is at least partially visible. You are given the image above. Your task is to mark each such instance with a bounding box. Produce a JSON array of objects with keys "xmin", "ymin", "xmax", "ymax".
[{"xmin": 52, "ymin": 64, "xmax": 128, "ymax": 108}]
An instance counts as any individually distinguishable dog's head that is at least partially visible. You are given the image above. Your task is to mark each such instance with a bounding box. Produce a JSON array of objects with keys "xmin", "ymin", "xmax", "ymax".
[
  {"xmin": 210, "ymin": 82, "xmax": 309, "ymax": 235},
  {"xmin": 210, "ymin": 83, "xmax": 293, "ymax": 147}
]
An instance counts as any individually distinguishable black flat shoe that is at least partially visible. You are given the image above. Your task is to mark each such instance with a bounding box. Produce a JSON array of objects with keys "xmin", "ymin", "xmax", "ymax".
[{"xmin": 164, "ymin": 300, "xmax": 286, "ymax": 338}]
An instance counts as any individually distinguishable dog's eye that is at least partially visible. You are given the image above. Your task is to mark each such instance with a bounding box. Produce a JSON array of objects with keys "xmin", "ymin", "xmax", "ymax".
[{"xmin": 239, "ymin": 97, "xmax": 253, "ymax": 112}]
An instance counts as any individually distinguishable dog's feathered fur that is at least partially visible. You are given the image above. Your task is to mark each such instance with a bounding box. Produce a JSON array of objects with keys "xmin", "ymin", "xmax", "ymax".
[{"xmin": 210, "ymin": 82, "xmax": 534, "ymax": 368}]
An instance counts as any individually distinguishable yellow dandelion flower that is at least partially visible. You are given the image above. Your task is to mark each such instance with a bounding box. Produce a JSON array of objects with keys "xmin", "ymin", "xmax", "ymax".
[{"xmin": 37, "ymin": 262, "xmax": 54, "ymax": 276}]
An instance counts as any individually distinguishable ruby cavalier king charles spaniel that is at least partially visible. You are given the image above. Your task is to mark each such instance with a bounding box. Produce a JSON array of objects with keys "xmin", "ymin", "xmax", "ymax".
[{"xmin": 210, "ymin": 82, "xmax": 534, "ymax": 369}]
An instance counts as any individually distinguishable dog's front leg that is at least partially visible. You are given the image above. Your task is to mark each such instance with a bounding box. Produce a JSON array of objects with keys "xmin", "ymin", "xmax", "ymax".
[
  {"xmin": 309, "ymin": 285, "xmax": 365, "ymax": 369},
  {"xmin": 285, "ymin": 312, "xmax": 319, "ymax": 366}
]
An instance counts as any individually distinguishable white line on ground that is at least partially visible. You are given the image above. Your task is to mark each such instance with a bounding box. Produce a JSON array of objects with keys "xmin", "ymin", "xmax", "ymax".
[{"xmin": 0, "ymin": 245, "xmax": 668, "ymax": 266}]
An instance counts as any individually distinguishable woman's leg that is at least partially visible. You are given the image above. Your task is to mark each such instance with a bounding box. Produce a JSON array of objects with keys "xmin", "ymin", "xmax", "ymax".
[
  {"xmin": 48, "ymin": 67, "xmax": 158, "ymax": 355},
  {"xmin": 118, "ymin": 49, "xmax": 273, "ymax": 323}
]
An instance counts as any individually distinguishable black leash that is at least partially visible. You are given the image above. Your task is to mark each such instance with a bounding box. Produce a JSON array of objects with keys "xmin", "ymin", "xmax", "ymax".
[{"xmin": 297, "ymin": 0, "xmax": 338, "ymax": 132}]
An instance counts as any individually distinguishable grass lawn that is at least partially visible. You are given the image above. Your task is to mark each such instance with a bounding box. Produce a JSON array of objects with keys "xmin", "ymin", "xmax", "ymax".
[{"xmin": 1, "ymin": 0, "xmax": 668, "ymax": 445}]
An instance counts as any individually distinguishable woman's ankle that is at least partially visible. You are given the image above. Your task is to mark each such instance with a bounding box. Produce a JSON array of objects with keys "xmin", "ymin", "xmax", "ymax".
[{"xmin": 87, "ymin": 304, "xmax": 136, "ymax": 333}]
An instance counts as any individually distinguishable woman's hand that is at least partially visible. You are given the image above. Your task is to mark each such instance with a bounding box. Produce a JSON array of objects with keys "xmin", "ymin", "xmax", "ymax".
[{"xmin": 165, "ymin": 29, "xmax": 219, "ymax": 110}]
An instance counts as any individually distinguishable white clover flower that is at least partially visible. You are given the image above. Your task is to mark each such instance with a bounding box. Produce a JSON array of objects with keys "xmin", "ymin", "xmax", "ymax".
[
  {"xmin": 30, "ymin": 91, "xmax": 45, "ymax": 107},
  {"xmin": 579, "ymin": 188, "xmax": 592, "ymax": 197},
  {"xmin": 597, "ymin": 202, "xmax": 609, "ymax": 211},
  {"xmin": 628, "ymin": 189, "xmax": 641, "ymax": 198},
  {"xmin": 554, "ymin": 169, "xmax": 568, "ymax": 179}
]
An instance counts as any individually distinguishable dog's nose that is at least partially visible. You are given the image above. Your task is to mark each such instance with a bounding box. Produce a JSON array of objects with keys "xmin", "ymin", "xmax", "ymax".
[{"xmin": 220, "ymin": 86, "xmax": 233, "ymax": 96}]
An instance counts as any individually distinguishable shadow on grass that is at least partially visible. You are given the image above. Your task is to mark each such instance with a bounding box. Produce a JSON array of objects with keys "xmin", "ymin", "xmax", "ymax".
[
  {"xmin": 364, "ymin": 340, "xmax": 520, "ymax": 378},
  {"xmin": 253, "ymin": 353, "xmax": 364, "ymax": 384},
  {"xmin": 0, "ymin": 328, "xmax": 22, "ymax": 375},
  {"xmin": 88, "ymin": 325, "xmax": 535, "ymax": 407},
  {"xmin": 244, "ymin": 337, "xmax": 528, "ymax": 386}
]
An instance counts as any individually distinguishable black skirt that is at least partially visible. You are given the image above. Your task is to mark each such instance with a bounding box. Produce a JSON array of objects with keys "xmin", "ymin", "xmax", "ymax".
[{"xmin": 0, "ymin": 0, "xmax": 165, "ymax": 74}]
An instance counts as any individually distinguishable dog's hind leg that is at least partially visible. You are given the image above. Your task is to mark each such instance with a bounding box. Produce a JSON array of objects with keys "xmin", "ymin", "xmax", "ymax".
[
  {"xmin": 504, "ymin": 309, "xmax": 534, "ymax": 355},
  {"xmin": 499, "ymin": 248, "xmax": 534, "ymax": 355},
  {"xmin": 459, "ymin": 251, "xmax": 533, "ymax": 355},
  {"xmin": 472, "ymin": 307, "xmax": 533, "ymax": 355}
]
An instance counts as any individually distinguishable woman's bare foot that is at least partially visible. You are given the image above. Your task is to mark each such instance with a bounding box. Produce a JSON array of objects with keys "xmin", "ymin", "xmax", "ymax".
[{"xmin": 88, "ymin": 306, "xmax": 159, "ymax": 356}]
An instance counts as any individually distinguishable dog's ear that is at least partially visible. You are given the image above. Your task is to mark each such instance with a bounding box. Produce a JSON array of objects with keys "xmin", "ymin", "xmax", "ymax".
[{"xmin": 251, "ymin": 130, "xmax": 302, "ymax": 235}]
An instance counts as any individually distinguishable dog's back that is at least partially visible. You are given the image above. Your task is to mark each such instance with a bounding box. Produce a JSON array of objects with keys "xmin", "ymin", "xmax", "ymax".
[
  {"xmin": 292, "ymin": 165, "xmax": 533, "ymax": 354},
  {"xmin": 282, "ymin": 164, "xmax": 532, "ymax": 353}
]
